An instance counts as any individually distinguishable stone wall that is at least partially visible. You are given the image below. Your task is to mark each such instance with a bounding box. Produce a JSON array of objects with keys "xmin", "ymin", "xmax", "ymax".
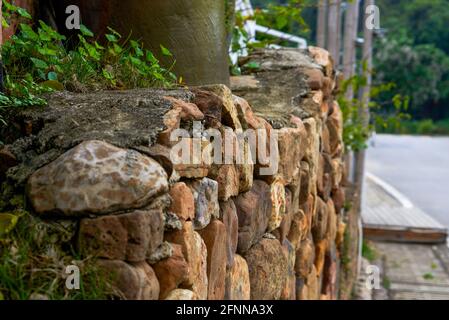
[{"xmin": 0, "ymin": 47, "xmax": 354, "ymax": 300}]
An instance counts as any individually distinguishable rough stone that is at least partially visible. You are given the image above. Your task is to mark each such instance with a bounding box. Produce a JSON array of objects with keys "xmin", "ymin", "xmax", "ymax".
[
  {"xmin": 276, "ymin": 188, "xmax": 293, "ymax": 242},
  {"xmin": 6, "ymin": 89, "xmax": 193, "ymax": 186},
  {"xmin": 268, "ymin": 179, "xmax": 286, "ymax": 231},
  {"xmin": 164, "ymin": 221, "xmax": 208, "ymax": 300},
  {"xmin": 28, "ymin": 140, "xmax": 169, "ymax": 217},
  {"xmin": 200, "ymin": 84, "xmax": 243, "ymax": 130},
  {"xmin": 295, "ymin": 237, "xmax": 315, "ymax": 279},
  {"xmin": 332, "ymin": 187, "xmax": 346, "ymax": 214},
  {"xmin": 308, "ymin": 46, "xmax": 333, "ymax": 77},
  {"xmin": 169, "ymin": 182, "xmax": 195, "ymax": 221},
  {"xmin": 306, "ymin": 265, "xmax": 320, "ymax": 300},
  {"xmin": 244, "ymin": 238, "xmax": 287, "ymax": 300},
  {"xmin": 97, "ymin": 260, "xmax": 160, "ymax": 300},
  {"xmin": 314, "ymin": 239, "xmax": 328, "ymax": 276},
  {"xmin": 277, "ymin": 126, "xmax": 305, "ymax": 185},
  {"xmin": 219, "ymin": 200, "xmax": 239, "ymax": 268},
  {"xmin": 304, "ymin": 68, "xmax": 324, "ymax": 90},
  {"xmin": 187, "ymin": 177, "xmax": 219, "ymax": 230},
  {"xmin": 165, "ymin": 289, "xmax": 198, "ymax": 300},
  {"xmin": 287, "ymin": 210, "xmax": 308, "ymax": 249},
  {"xmin": 198, "ymin": 220, "xmax": 227, "ymax": 300},
  {"xmin": 152, "ymin": 243, "xmax": 189, "ymax": 299},
  {"xmin": 312, "ymin": 197, "xmax": 329, "ymax": 242},
  {"xmin": 211, "ymin": 164, "xmax": 240, "ymax": 201},
  {"xmin": 281, "ymin": 239, "xmax": 296, "ymax": 300},
  {"xmin": 163, "ymin": 96, "xmax": 204, "ymax": 122},
  {"xmin": 326, "ymin": 199, "xmax": 338, "ymax": 243},
  {"xmin": 147, "ymin": 241, "xmax": 173, "ymax": 264},
  {"xmin": 79, "ymin": 209, "xmax": 164, "ymax": 262},
  {"xmin": 234, "ymin": 180, "xmax": 272, "ymax": 254},
  {"xmin": 224, "ymin": 254, "xmax": 251, "ymax": 300}
]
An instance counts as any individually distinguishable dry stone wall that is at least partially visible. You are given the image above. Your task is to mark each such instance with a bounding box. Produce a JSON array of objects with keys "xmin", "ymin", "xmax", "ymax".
[{"xmin": 0, "ymin": 47, "xmax": 353, "ymax": 300}]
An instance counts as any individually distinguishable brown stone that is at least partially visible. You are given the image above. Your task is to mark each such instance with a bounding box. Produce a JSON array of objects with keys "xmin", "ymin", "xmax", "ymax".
[
  {"xmin": 276, "ymin": 188, "xmax": 293, "ymax": 243},
  {"xmin": 163, "ymin": 96, "xmax": 204, "ymax": 122},
  {"xmin": 308, "ymin": 46, "xmax": 334, "ymax": 77},
  {"xmin": 97, "ymin": 260, "xmax": 160, "ymax": 300},
  {"xmin": 327, "ymin": 101, "xmax": 343, "ymax": 157},
  {"xmin": 152, "ymin": 243, "xmax": 189, "ymax": 299},
  {"xmin": 200, "ymin": 84, "xmax": 243, "ymax": 130},
  {"xmin": 331, "ymin": 158, "xmax": 344, "ymax": 190},
  {"xmin": 169, "ymin": 182, "xmax": 195, "ymax": 221},
  {"xmin": 234, "ymin": 180, "xmax": 272, "ymax": 254},
  {"xmin": 198, "ymin": 220, "xmax": 227, "ymax": 300},
  {"xmin": 224, "ymin": 254, "xmax": 251, "ymax": 300},
  {"xmin": 172, "ymin": 138, "xmax": 210, "ymax": 179},
  {"xmin": 244, "ymin": 238, "xmax": 287, "ymax": 300},
  {"xmin": 165, "ymin": 289, "xmax": 198, "ymax": 300},
  {"xmin": 28, "ymin": 140, "xmax": 169, "ymax": 217},
  {"xmin": 164, "ymin": 222, "xmax": 208, "ymax": 299},
  {"xmin": 268, "ymin": 178, "xmax": 286, "ymax": 231},
  {"xmin": 336, "ymin": 220, "xmax": 347, "ymax": 249},
  {"xmin": 0, "ymin": 146, "xmax": 18, "ymax": 179},
  {"xmin": 287, "ymin": 210, "xmax": 308, "ymax": 250},
  {"xmin": 312, "ymin": 197, "xmax": 328, "ymax": 242},
  {"xmin": 212, "ymin": 164, "xmax": 240, "ymax": 201},
  {"xmin": 299, "ymin": 161, "xmax": 311, "ymax": 206},
  {"xmin": 281, "ymin": 239, "xmax": 296, "ymax": 300},
  {"xmin": 296, "ymin": 277, "xmax": 308, "ymax": 300},
  {"xmin": 332, "ymin": 188, "xmax": 344, "ymax": 215},
  {"xmin": 187, "ymin": 177, "xmax": 220, "ymax": 230},
  {"xmin": 220, "ymin": 200, "xmax": 239, "ymax": 268},
  {"xmin": 157, "ymin": 107, "xmax": 182, "ymax": 147},
  {"xmin": 321, "ymin": 244, "xmax": 337, "ymax": 300},
  {"xmin": 306, "ymin": 265, "xmax": 320, "ymax": 300},
  {"xmin": 191, "ymin": 89, "xmax": 223, "ymax": 128},
  {"xmin": 295, "ymin": 237, "xmax": 315, "ymax": 279},
  {"xmin": 326, "ymin": 199, "xmax": 338, "ymax": 243},
  {"xmin": 304, "ymin": 68, "xmax": 324, "ymax": 90},
  {"xmin": 314, "ymin": 239, "xmax": 328, "ymax": 276},
  {"xmin": 79, "ymin": 209, "xmax": 164, "ymax": 262},
  {"xmin": 277, "ymin": 126, "xmax": 305, "ymax": 185}
]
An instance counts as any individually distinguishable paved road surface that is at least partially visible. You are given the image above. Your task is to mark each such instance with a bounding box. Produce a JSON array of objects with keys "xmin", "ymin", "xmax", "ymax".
[{"xmin": 366, "ymin": 134, "xmax": 449, "ymax": 228}]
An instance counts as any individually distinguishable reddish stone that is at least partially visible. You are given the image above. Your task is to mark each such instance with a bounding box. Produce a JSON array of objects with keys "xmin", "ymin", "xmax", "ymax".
[
  {"xmin": 152, "ymin": 243, "xmax": 189, "ymax": 299},
  {"xmin": 295, "ymin": 237, "xmax": 315, "ymax": 279},
  {"xmin": 234, "ymin": 180, "xmax": 272, "ymax": 254},
  {"xmin": 219, "ymin": 200, "xmax": 239, "ymax": 268},
  {"xmin": 169, "ymin": 182, "xmax": 195, "ymax": 221},
  {"xmin": 198, "ymin": 220, "xmax": 227, "ymax": 300},
  {"xmin": 97, "ymin": 260, "xmax": 160, "ymax": 300},
  {"xmin": 79, "ymin": 209, "xmax": 164, "ymax": 262},
  {"xmin": 224, "ymin": 254, "xmax": 251, "ymax": 300},
  {"xmin": 244, "ymin": 238, "xmax": 287, "ymax": 300}
]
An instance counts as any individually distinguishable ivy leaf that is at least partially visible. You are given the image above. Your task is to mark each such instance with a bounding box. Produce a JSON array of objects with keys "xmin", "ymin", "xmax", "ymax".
[
  {"xmin": 30, "ymin": 57, "xmax": 49, "ymax": 70},
  {"xmin": 160, "ymin": 45, "xmax": 173, "ymax": 57},
  {"xmin": 80, "ymin": 24, "xmax": 94, "ymax": 37},
  {"xmin": 17, "ymin": 7, "xmax": 32, "ymax": 19}
]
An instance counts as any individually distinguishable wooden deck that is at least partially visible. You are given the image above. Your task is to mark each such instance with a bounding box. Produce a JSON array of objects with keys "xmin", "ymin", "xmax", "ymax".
[{"xmin": 362, "ymin": 176, "xmax": 448, "ymax": 243}]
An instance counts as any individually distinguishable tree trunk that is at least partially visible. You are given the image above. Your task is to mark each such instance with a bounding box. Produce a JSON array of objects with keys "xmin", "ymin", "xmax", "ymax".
[
  {"xmin": 53, "ymin": 0, "xmax": 230, "ymax": 86},
  {"xmin": 316, "ymin": 0, "xmax": 328, "ymax": 47},
  {"xmin": 327, "ymin": 0, "xmax": 341, "ymax": 68}
]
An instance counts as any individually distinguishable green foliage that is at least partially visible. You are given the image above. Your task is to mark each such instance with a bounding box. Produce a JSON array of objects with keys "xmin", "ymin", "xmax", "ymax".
[
  {"xmin": 337, "ymin": 68, "xmax": 410, "ymax": 151},
  {"xmin": 0, "ymin": 1, "xmax": 177, "ymax": 128},
  {"xmin": 423, "ymin": 272, "xmax": 435, "ymax": 280},
  {"xmin": 229, "ymin": 0, "xmax": 309, "ymax": 75},
  {"xmin": 377, "ymin": 118, "xmax": 449, "ymax": 136},
  {"xmin": 374, "ymin": 0, "xmax": 449, "ymax": 121},
  {"xmin": 362, "ymin": 240, "xmax": 377, "ymax": 263},
  {"xmin": 0, "ymin": 212, "xmax": 115, "ymax": 300}
]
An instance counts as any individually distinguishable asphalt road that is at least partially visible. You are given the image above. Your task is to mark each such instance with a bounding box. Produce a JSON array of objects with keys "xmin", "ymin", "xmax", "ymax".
[{"xmin": 366, "ymin": 134, "xmax": 449, "ymax": 228}]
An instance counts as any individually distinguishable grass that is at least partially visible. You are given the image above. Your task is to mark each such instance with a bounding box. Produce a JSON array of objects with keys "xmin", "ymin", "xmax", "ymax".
[
  {"xmin": 377, "ymin": 118, "xmax": 449, "ymax": 136},
  {"xmin": 0, "ymin": 212, "xmax": 115, "ymax": 300},
  {"xmin": 362, "ymin": 240, "xmax": 377, "ymax": 262}
]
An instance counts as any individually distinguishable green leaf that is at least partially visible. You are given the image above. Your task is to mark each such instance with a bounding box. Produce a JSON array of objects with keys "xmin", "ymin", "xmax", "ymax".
[
  {"xmin": 80, "ymin": 24, "xmax": 94, "ymax": 37},
  {"xmin": 245, "ymin": 61, "xmax": 260, "ymax": 70},
  {"xmin": 30, "ymin": 58, "xmax": 49, "ymax": 70},
  {"xmin": 146, "ymin": 51, "xmax": 158, "ymax": 63},
  {"xmin": 17, "ymin": 7, "xmax": 32, "ymax": 19},
  {"xmin": 105, "ymin": 33, "xmax": 118, "ymax": 43},
  {"xmin": 160, "ymin": 45, "xmax": 173, "ymax": 57},
  {"xmin": 0, "ymin": 213, "xmax": 19, "ymax": 238}
]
